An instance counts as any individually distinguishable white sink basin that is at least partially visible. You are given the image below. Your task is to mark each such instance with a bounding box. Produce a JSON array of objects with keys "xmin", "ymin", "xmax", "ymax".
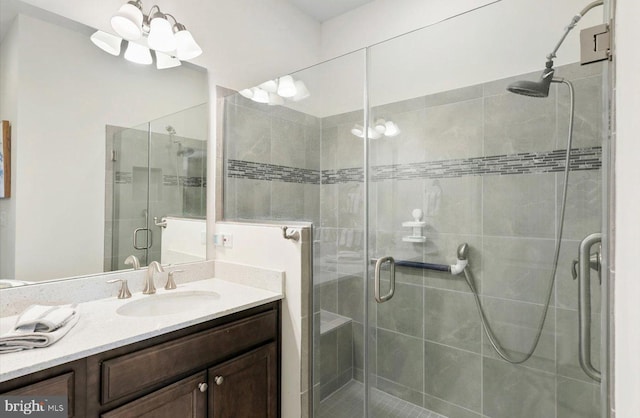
[{"xmin": 116, "ymin": 291, "xmax": 221, "ymax": 317}]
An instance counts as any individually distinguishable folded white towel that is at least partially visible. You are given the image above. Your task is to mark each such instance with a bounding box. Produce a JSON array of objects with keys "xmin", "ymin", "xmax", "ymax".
[
  {"xmin": 0, "ymin": 304, "xmax": 80, "ymax": 354},
  {"xmin": 13, "ymin": 304, "xmax": 77, "ymax": 332}
]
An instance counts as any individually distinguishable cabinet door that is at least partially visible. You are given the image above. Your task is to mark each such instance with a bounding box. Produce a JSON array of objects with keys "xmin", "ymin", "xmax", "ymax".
[
  {"xmin": 4, "ymin": 373, "xmax": 75, "ymax": 418},
  {"xmin": 208, "ymin": 343, "xmax": 278, "ymax": 418},
  {"xmin": 102, "ymin": 372, "xmax": 207, "ymax": 418}
]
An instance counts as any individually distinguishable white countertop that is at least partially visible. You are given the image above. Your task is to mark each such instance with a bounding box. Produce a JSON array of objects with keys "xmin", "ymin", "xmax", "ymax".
[{"xmin": 0, "ymin": 278, "xmax": 283, "ymax": 383}]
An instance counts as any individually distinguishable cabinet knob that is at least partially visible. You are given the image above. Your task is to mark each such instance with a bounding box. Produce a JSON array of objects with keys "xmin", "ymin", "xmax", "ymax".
[
  {"xmin": 198, "ymin": 382, "xmax": 208, "ymax": 392},
  {"xmin": 214, "ymin": 376, "xmax": 224, "ymax": 385}
]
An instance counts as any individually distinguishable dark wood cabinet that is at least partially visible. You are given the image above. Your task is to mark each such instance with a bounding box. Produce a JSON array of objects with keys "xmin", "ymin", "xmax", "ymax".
[
  {"xmin": 209, "ymin": 343, "xmax": 277, "ymax": 418},
  {"xmin": 0, "ymin": 360, "xmax": 86, "ymax": 418},
  {"xmin": 101, "ymin": 372, "xmax": 207, "ymax": 418},
  {"xmin": 0, "ymin": 301, "xmax": 280, "ymax": 418}
]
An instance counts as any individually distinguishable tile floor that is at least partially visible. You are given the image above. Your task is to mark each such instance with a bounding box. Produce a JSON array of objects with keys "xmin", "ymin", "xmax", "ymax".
[{"xmin": 318, "ymin": 380, "xmax": 447, "ymax": 418}]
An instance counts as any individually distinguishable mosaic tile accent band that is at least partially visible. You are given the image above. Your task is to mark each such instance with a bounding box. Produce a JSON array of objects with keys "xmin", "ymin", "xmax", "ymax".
[
  {"xmin": 228, "ymin": 147, "xmax": 601, "ymax": 184},
  {"xmin": 227, "ymin": 160, "xmax": 321, "ymax": 183},
  {"xmin": 114, "ymin": 172, "xmax": 206, "ymax": 187}
]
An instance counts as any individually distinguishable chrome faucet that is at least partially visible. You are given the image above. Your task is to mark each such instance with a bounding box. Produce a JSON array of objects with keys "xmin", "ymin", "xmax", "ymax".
[
  {"xmin": 124, "ymin": 255, "xmax": 141, "ymax": 270},
  {"xmin": 144, "ymin": 261, "xmax": 164, "ymax": 294}
]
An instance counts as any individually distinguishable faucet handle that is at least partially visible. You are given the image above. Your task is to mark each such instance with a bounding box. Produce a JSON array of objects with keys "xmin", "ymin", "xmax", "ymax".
[
  {"xmin": 107, "ymin": 279, "xmax": 132, "ymax": 299},
  {"xmin": 165, "ymin": 270, "xmax": 184, "ymax": 290}
]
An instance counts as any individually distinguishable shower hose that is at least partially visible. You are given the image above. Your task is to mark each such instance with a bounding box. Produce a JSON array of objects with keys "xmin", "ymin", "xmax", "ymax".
[{"xmin": 463, "ymin": 79, "xmax": 575, "ymax": 364}]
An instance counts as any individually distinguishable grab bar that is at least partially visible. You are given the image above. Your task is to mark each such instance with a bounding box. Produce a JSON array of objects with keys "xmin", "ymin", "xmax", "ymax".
[
  {"xmin": 371, "ymin": 258, "xmax": 451, "ymax": 273},
  {"xmin": 370, "ymin": 243, "xmax": 469, "ymax": 276},
  {"xmin": 577, "ymin": 232, "xmax": 602, "ymax": 382}
]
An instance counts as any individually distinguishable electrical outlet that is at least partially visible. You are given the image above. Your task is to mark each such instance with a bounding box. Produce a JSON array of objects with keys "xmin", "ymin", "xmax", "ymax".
[
  {"xmin": 222, "ymin": 234, "xmax": 233, "ymax": 248},
  {"xmin": 213, "ymin": 233, "xmax": 233, "ymax": 248}
]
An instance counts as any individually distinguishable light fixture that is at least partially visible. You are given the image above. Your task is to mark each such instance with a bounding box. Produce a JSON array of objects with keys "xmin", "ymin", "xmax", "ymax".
[
  {"xmin": 240, "ymin": 77, "xmax": 311, "ymax": 105},
  {"xmin": 259, "ymin": 80, "xmax": 278, "ymax": 93},
  {"xmin": 239, "ymin": 89, "xmax": 254, "ymax": 99},
  {"xmin": 268, "ymin": 93, "xmax": 285, "ymax": 106},
  {"xmin": 352, "ymin": 119, "xmax": 400, "ymax": 139},
  {"xmin": 111, "ymin": 1, "xmax": 144, "ymax": 40},
  {"xmin": 90, "ymin": 30, "xmax": 123, "ymax": 56},
  {"xmin": 374, "ymin": 119, "xmax": 387, "ymax": 134},
  {"xmin": 350, "ymin": 125, "xmax": 381, "ymax": 140},
  {"xmin": 124, "ymin": 41, "xmax": 152, "ymax": 65},
  {"xmin": 92, "ymin": 1, "xmax": 202, "ymax": 69},
  {"xmin": 156, "ymin": 51, "xmax": 181, "ymax": 69},
  {"xmin": 292, "ymin": 80, "xmax": 310, "ymax": 102},
  {"xmin": 384, "ymin": 121, "xmax": 400, "ymax": 137},
  {"xmin": 147, "ymin": 9, "xmax": 176, "ymax": 52},
  {"xmin": 277, "ymin": 75, "xmax": 297, "ymax": 98},
  {"xmin": 251, "ymin": 88, "xmax": 270, "ymax": 104},
  {"xmin": 173, "ymin": 24, "xmax": 202, "ymax": 60}
]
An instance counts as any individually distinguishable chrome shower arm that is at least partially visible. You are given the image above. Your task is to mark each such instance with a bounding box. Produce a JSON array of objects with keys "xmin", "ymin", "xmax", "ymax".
[{"xmin": 546, "ymin": 0, "xmax": 604, "ymax": 61}]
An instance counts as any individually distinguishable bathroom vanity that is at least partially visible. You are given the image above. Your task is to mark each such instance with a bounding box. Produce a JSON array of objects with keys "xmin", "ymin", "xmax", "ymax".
[
  {"xmin": 0, "ymin": 263, "xmax": 285, "ymax": 418},
  {"xmin": 0, "ymin": 301, "xmax": 280, "ymax": 417}
]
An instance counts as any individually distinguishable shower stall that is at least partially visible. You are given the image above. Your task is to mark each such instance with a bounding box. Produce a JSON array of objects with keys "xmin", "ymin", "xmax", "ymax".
[
  {"xmin": 222, "ymin": 1, "xmax": 611, "ymax": 417},
  {"xmin": 105, "ymin": 103, "xmax": 208, "ymax": 270}
]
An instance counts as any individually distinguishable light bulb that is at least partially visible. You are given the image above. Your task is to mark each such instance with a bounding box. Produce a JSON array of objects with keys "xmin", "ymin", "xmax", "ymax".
[
  {"xmin": 111, "ymin": 2, "xmax": 143, "ymax": 41},
  {"xmin": 374, "ymin": 119, "xmax": 386, "ymax": 134},
  {"xmin": 90, "ymin": 31, "xmax": 122, "ymax": 56},
  {"xmin": 148, "ymin": 14, "xmax": 177, "ymax": 52},
  {"xmin": 277, "ymin": 75, "xmax": 297, "ymax": 98},
  {"xmin": 124, "ymin": 41, "xmax": 152, "ymax": 65}
]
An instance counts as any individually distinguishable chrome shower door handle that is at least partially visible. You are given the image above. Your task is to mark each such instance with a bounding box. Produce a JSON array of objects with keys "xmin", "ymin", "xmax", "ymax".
[
  {"xmin": 133, "ymin": 227, "xmax": 153, "ymax": 250},
  {"xmin": 374, "ymin": 256, "xmax": 396, "ymax": 303},
  {"xmin": 577, "ymin": 232, "xmax": 602, "ymax": 382}
]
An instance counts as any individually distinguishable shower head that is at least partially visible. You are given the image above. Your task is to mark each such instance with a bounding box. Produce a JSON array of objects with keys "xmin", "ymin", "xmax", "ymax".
[
  {"xmin": 507, "ymin": 61, "xmax": 555, "ymax": 98},
  {"xmin": 508, "ymin": 1, "xmax": 604, "ymax": 98},
  {"xmin": 166, "ymin": 125, "xmax": 177, "ymax": 135}
]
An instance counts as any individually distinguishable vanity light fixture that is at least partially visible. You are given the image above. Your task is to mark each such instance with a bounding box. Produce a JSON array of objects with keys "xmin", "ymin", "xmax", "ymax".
[
  {"xmin": 91, "ymin": 0, "xmax": 202, "ymax": 69},
  {"xmin": 239, "ymin": 76, "xmax": 311, "ymax": 105}
]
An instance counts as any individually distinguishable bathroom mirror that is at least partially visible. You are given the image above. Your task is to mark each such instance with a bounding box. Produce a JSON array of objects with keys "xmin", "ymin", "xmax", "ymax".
[{"xmin": 0, "ymin": 0, "xmax": 209, "ymax": 287}]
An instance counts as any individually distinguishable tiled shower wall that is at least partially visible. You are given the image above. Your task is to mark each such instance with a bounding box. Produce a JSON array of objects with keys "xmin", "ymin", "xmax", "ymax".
[
  {"xmin": 224, "ymin": 62, "xmax": 604, "ymax": 418},
  {"xmin": 223, "ymin": 95, "xmax": 321, "ymax": 223}
]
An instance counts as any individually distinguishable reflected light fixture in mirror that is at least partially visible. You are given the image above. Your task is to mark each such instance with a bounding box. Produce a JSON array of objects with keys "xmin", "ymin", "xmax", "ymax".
[
  {"xmin": 91, "ymin": 0, "xmax": 202, "ymax": 69},
  {"xmin": 239, "ymin": 76, "xmax": 311, "ymax": 106},
  {"xmin": 352, "ymin": 119, "xmax": 400, "ymax": 139}
]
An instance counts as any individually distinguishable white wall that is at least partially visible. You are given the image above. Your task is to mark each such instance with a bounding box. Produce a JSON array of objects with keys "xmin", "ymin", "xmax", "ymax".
[
  {"xmin": 0, "ymin": 17, "xmax": 19, "ymax": 280},
  {"xmin": 613, "ymin": 0, "xmax": 640, "ymax": 416},
  {"xmin": 3, "ymin": 13, "xmax": 207, "ymax": 282},
  {"xmin": 320, "ymin": 0, "xmax": 497, "ymax": 60},
  {"xmin": 212, "ymin": 222, "xmax": 311, "ymax": 418}
]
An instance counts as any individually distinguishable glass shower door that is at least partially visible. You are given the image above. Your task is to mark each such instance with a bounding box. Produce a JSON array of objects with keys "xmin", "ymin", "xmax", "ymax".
[
  {"xmin": 109, "ymin": 123, "xmax": 152, "ymax": 270},
  {"xmin": 365, "ymin": 3, "xmax": 608, "ymax": 418}
]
